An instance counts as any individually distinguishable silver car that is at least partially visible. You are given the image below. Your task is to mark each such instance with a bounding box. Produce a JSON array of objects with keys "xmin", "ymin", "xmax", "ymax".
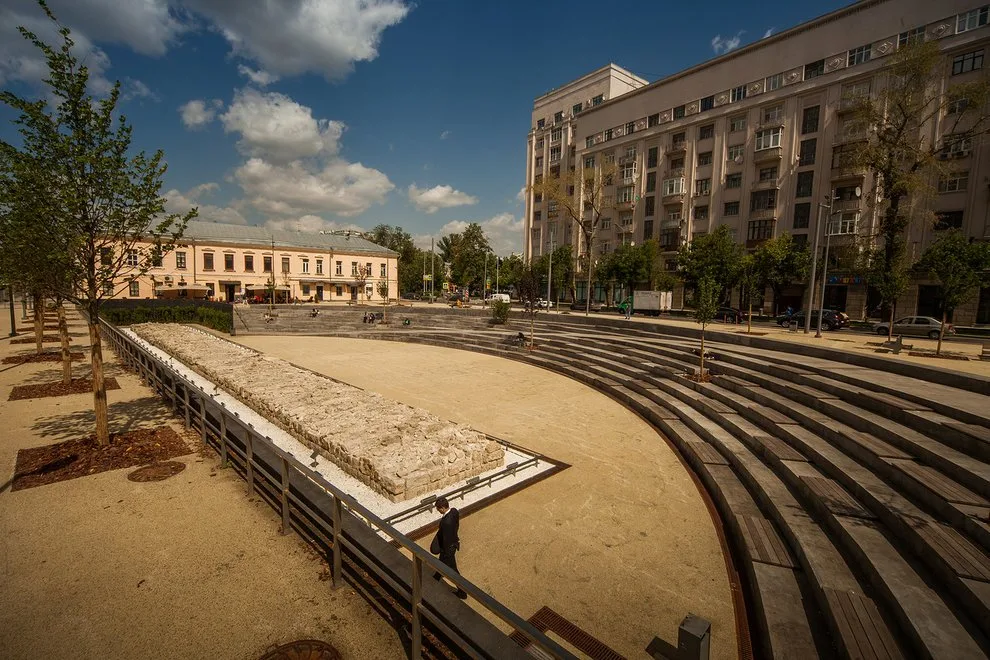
[{"xmin": 873, "ymin": 316, "xmax": 955, "ymax": 340}]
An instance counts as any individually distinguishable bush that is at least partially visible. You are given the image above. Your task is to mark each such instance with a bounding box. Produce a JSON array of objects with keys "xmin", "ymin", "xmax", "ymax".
[
  {"xmin": 101, "ymin": 304, "xmax": 232, "ymax": 333},
  {"xmin": 490, "ymin": 299, "xmax": 510, "ymax": 325}
]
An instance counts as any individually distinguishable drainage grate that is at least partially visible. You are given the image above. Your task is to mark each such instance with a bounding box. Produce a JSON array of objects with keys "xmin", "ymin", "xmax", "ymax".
[
  {"xmin": 509, "ymin": 606, "xmax": 625, "ymax": 660},
  {"xmin": 257, "ymin": 639, "xmax": 341, "ymax": 660}
]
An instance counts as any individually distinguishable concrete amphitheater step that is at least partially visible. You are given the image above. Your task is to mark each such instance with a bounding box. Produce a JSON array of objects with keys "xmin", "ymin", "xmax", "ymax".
[{"xmin": 539, "ymin": 334, "xmax": 988, "ymax": 657}]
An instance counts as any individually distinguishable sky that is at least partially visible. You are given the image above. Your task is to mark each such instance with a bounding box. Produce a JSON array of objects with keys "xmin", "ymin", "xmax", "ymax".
[{"xmin": 0, "ymin": 0, "xmax": 852, "ymax": 256}]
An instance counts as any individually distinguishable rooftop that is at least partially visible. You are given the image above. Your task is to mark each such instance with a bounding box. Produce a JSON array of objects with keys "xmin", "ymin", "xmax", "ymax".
[{"xmin": 178, "ymin": 220, "xmax": 396, "ymax": 256}]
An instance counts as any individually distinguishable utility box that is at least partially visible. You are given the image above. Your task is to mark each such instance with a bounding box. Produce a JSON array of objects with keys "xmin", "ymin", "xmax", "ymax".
[{"xmin": 646, "ymin": 614, "xmax": 711, "ymax": 660}]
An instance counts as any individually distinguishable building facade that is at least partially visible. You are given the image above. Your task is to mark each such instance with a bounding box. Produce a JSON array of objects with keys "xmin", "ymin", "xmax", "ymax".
[
  {"xmin": 114, "ymin": 220, "xmax": 398, "ymax": 304},
  {"xmin": 524, "ymin": 0, "xmax": 990, "ymax": 324}
]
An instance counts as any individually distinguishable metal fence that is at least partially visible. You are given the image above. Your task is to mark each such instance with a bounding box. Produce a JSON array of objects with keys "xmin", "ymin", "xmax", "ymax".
[{"xmin": 100, "ymin": 319, "xmax": 574, "ymax": 660}]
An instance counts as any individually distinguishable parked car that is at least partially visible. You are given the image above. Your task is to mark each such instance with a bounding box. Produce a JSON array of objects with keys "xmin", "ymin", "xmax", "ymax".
[
  {"xmin": 400, "ymin": 292, "xmax": 421, "ymax": 300},
  {"xmin": 486, "ymin": 293, "xmax": 511, "ymax": 304},
  {"xmin": 570, "ymin": 300, "xmax": 603, "ymax": 312},
  {"xmin": 524, "ymin": 298, "xmax": 553, "ymax": 310},
  {"xmin": 873, "ymin": 316, "xmax": 954, "ymax": 340},
  {"xmin": 715, "ymin": 306, "xmax": 742, "ymax": 323},
  {"xmin": 776, "ymin": 309, "xmax": 848, "ymax": 331}
]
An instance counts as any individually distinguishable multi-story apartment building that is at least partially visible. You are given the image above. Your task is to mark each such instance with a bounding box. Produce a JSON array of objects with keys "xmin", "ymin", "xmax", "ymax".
[
  {"xmin": 525, "ymin": 0, "xmax": 990, "ymax": 324},
  {"xmin": 114, "ymin": 220, "xmax": 398, "ymax": 303}
]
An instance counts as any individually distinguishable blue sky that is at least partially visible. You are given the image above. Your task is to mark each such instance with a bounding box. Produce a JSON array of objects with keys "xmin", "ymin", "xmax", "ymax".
[{"xmin": 1, "ymin": 0, "xmax": 851, "ymax": 254}]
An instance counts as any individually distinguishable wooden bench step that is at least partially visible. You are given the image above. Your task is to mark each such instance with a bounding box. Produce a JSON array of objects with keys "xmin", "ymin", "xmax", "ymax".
[{"xmin": 823, "ymin": 587, "xmax": 902, "ymax": 660}]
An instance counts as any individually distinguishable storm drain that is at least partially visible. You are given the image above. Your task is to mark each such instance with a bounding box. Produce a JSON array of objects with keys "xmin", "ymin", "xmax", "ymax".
[
  {"xmin": 510, "ymin": 606, "xmax": 625, "ymax": 660},
  {"xmin": 257, "ymin": 639, "xmax": 341, "ymax": 660}
]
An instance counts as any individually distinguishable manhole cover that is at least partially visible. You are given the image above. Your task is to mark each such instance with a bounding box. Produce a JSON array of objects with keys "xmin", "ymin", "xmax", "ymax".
[
  {"xmin": 127, "ymin": 461, "xmax": 186, "ymax": 482},
  {"xmin": 258, "ymin": 640, "xmax": 342, "ymax": 660}
]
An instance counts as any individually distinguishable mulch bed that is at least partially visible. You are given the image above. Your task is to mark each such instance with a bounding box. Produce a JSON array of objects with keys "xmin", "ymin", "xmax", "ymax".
[
  {"xmin": 2, "ymin": 351, "xmax": 85, "ymax": 365},
  {"xmin": 16, "ymin": 325, "xmax": 61, "ymax": 332},
  {"xmin": 11, "ymin": 426, "xmax": 191, "ymax": 491},
  {"xmin": 11, "ymin": 335, "xmax": 62, "ymax": 344},
  {"xmin": 8, "ymin": 377, "xmax": 120, "ymax": 401}
]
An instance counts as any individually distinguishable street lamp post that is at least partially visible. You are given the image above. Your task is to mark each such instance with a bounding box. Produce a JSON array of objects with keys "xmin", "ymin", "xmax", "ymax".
[
  {"xmin": 8, "ymin": 286, "xmax": 17, "ymax": 337},
  {"xmin": 546, "ymin": 236, "xmax": 554, "ymax": 310},
  {"xmin": 815, "ymin": 207, "xmax": 835, "ymax": 339},
  {"xmin": 804, "ymin": 194, "xmax": 833, "ymax": 334},
  {"xmin": 483, "ymin": 252, "xmax": 489, "ymax": 306}
]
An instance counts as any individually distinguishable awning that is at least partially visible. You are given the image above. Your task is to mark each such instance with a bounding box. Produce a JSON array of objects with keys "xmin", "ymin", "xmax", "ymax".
[
  {"xmin": 155, "ymin": 283, "xmax": 211, "ymax": 292},
  {"xmin": 244, "ymin": 284, "xmax": 291, "ymax": 291}
]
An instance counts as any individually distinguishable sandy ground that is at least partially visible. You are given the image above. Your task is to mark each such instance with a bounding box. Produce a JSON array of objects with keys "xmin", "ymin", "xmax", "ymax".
[
  {"xmin": 236, "ymin": 335, "xmax": 739, "ymax": 660},
  {"xmin": 0, "ymin": 311, "xmax": 402, "ymax": 660}
]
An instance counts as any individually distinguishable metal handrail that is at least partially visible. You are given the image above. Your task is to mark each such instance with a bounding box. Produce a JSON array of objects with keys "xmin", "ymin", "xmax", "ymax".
[{"xmin": 99, "ymin": 319, "xmax": 575, "ymax": 660}]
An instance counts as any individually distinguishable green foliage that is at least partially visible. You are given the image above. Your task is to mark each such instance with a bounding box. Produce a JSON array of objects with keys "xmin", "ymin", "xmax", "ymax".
[
  {"xmin": 693, "ymin": 277, "xmax": 719, "ymax": 326},
  {"xmin": 678, "ymin": 225, "xmax": 743, "ymax": 294},
  {"xmin": 497, "ymin": 253, "xmax": 525, "ymax": 290},
  {"xmin": 376, "ymin": 279, "xmax": 389, "ymax": 302},
  {"xmin": 490, "ymin": 299, "xmax": 510, "ymax": 324},
  {"xmin": 916, "ymin": 231, "xmax": 990, "ymax": 312},
  {"xmin": 606, "ymin": 243, "xmax": 648, "ymax": 293},
  {"xmin": 101, "ymin": 305, "xmax": 232, "ymax": 333},
  {"xmin": 752, "ymin": 233, "xmax": 810, "ymax": 314}
]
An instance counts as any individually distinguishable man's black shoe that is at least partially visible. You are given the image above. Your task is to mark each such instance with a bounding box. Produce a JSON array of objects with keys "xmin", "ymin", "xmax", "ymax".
[{"xmin": 455, "ymin": 589, "xmax": 467, "ymax": 600}]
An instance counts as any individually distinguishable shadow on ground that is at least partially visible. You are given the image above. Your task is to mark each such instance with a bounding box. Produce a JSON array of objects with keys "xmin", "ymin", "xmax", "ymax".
[
  {"xmin": 31, "ymin": 396, "xmax": 176, "ymax": 442},
  {"xmin": 13, "ymin": 363, "xmax": 127, "ymax": 386}
]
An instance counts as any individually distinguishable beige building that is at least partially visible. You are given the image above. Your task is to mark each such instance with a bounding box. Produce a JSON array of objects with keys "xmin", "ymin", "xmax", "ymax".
[
  {"xmin": 113, "ymin": 220, "xmax": 398, "ymax": 304},
  {"xmin": 524, "ymin": 0, "xmax": 990, "ymax": 324}
]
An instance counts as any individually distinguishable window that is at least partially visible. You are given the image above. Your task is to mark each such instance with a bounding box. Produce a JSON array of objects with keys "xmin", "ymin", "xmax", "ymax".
[
  {"xmin": 801, "ymin": 105, "xmax": 820, "ymax": 134},
  {"xmin": 795, "ymin": 171, "xmax": 814, "ymax": 197},
  {"xmin": 832, "ymin": 144, "xmax": 857, "ymax": 168},
  {"xmin": 755, "ymin": 127, "xmax": 782, "ymax": 150},
  {"xmin": 793, "ymin": 202, "xmax": 811, "ymax": 229},
  {"xmin": 699, "ymin": 124, "xmax": 714, "ymax": 140},
  {"xmin": 244, "ymin": 255, "xmax": 254, "ymax": 271},
  {"xmin": 694, "ymin": 206, "xmax": 709, "ymax": 221},
  {"xmin": 648, "ymin": 113, "xmax": 660, "ymax": 127},
  {"xmin": 672, "ymin": 132, "xmax": 686, "ymax": 147},
  {"xmin": 700, "ymin": 95, "xmax": 715, "ymax": 111},
  {"xmin": 727, "ymin": 144, "xmax": 745, "ymax": 162},
  {"xmin": 848, "ymin": 44, "xmax": 871, "ymax": 67},
  {"xmin": 624, "ymin": 146, "xmax": 636, "ymax": 160},
  {"xmin": 726, "ymin": 173, "xmax": 742, "ymax": 188},
  {"xmin": 804, "ymin": 59, "xmax": 825, "ymax": 80},
  {"xmin": 724, "ymin": 201, "xmax": 740, "ymax": 216},
  {"xmin": 550, "ymin": 146, "xmax": 561, "ymax": 162},
  {"xmin": 601, "ymin": 241, "xmax": 611, "ymax": 254},
  {"xmin": 535, "ymin": 156, "xmax": 543, "ymax": 168},
  {"xmin": 351, "ymin": 261, "xmax": 358, "ymax": 276},
  {"xmin": 957, "ymin": 7, "xmax": 989, "ymax": 33},
  {"xmin": 673, "ymin": 105, "xmax": 685, "ymax": 119},
  {"xmin": 644, "ymin": 196, "xmax": 656, "ymax": 217},
  {"xmin": 799, "ymin": 138, "xmax": 817, "ymax": 166},
  {"xmin": 695, "ymin": 178, "xmax": 711, "ymax": 196},
  {"xmin": 604, "ymin": 128, "xmax": 614, "ymax": 141},
  {"xmin": 731, "ymin": 85, "xmax": 746, "ymax": 103},
  {"xmin": 533, "ymin": 211, "xmax": 542, "ymax": 222},
  {"xmin": 748, "ymin": 219, "xmax": 774, "ymax": 242},
  {"xmin": 280, "ymin": 257, "xmax": 290, "ymax": 273},
  {"xmin": 618, "ymin": 186, "xmax": 635, "ymax": 203},
  {"xmin": 573, "ymin": 103, "xmax": 582, "ymax": 115},
  {"xmin": 625, "ymin": 122, "xmax": 635, "ymax": 135},
  {"xmin": 586, "ymin": 136, "xmax": 595, "ymax": 148},
  {"xmin": 643, "ymin": 220, "xmax": 654, "ymax": 241},
  {"xmin": 670, "ymin": 157, "xmax": 684, "ymax": 169},
  {"xmin": 380, "ymin": 263, "xmax": 387, "ymax": 277},
  {"xmin": 302, "ymin": 258, "xmax": 310, "ymax": 274},
  {"xmin": 203, "ymin": 252, "xmax": 214, "ymax": 270},
  {"xmin": 264, "ymin": 255, "xmax": 273, "ymax": 273},
  {"xmin": 762, "ymin": 105, "xmax": 783, "ymax": 124},
  {"xmin": 834, "ymin": 185, "xmax": 860, "ymax": 201},
  {"xmin": 730, "ymin": 116, "xmax": 746, "ymax": 132},
  {"xmin": 176, "ymin": 251, "xmax": 186, "ymax": 269},
  {"xmin": 603, "ymin": 152, "xmax": 616, "ymax": 164},
  {"xmin": 550, "ymin": 127, "xmax": 562, "ymax": 142},
  {"xmin": 620, "ymin": 212, "xmax": 634, "ymax": 227},
  {"xmin": 224, "ymin": 253, "xmax": 234, "ymax": 271},
  {"xmin": 537, "ymin": 119, "xmax": 545, "ymax": 130},
  {"xmin": 646, "ymin": 171, "xmax": 657, "ymax": 192},
  {"xmin": 948, "ymin": 96, "xmax": 970, "ymax": 114},
  {"xmin": 554, "ymin": 111, "xmax": 563, "ymax": 123},
  {"xmin": 301, "ymin": 284, "xmax": 310, "ymax": 296},
  {"xmin": 592, "ymin": 94, "xmax": 604, "ymax": 106},
  {"xmin": 316, "ymin": 259, "xmax": 323, "ymax": 275},
  {"xmin": 662, "ymin": 178, "xmax": 685, "ymax": 196},
  {"xmin": 129, "ymin": 281, "xmax": 140, "ymax": 297},
  {"xmin": 335, "ymin": 261, "xmax": 342, "ymax": 275},
  {"xmin": 938, "ymin": 171, "xmax": 969, "ymax": 192},
  {"xmin": 126, "ymin": 249, "xmax": 138, "ymax": 267},
  {"xmin": 548, "ymin": 200, "xmax": 559, "ymax": 213},
  {"xmin": 840, "ymin": 118, "xmax": 868, "ymax": 141},
  {"xmin": 335, "ymin": 285, "xmax": 343, "ymax": 297},
  {"xmin": 647, "ymin": 147, "xmax": 658, "ymax": 169},
  {"xmin": 935, "ymin": 210, "xmax": 964, "ymax": 230},
  {"xmin": 750, "ymin": 189, "xmax": 778, "ymax": 211},
  {"xmin": 944, "ymin": 135, "xmax": 973, "ymax": 156},
  {"xmin": 899, "ymin": 26, "xmax": 925, "ymax": 47},
  {"xmin": 150, "ymin": 252, "xmax": 162, "ymax": 268},
  {"xmin": 660, "ymin": 227, "xmax": 681, "ymax": 249},
  {"xmin": 766, "ymin": 73, "xmax": 783, "ymax": 92},
  {"xmin": 536, "ymin": 139, "xmax": 544, "ymax": 150},
  {"xmin": 698, "ymin": 151, "xmax": 713, "ymax": 166},
  {"xmin": 953, "ymin": 50, "xmax": 984, "ymax": 75},
  {"xmin": 103, "ymin": 282, "xmax": 115, "ymax": 296},
  {"xmin": 832, "ymin": 212, "xmax": 859, "ymax": 235},
  {"xmin": 759, "ymin": 166, "xmax": 778, "ymax": 182},
  {"xmin": 584, "ymin": 156, "xmax": 595, "ymax": 170}
]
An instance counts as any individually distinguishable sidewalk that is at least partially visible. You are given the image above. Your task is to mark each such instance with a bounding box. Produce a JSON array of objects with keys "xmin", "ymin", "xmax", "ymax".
[{"xmin": 0, "ymin": 309, "xmax": 401, "ymax": 659}]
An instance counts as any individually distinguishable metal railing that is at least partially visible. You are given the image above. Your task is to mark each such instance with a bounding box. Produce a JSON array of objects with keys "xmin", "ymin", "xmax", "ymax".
[{"xmin": 100, "ymin": 319, "xmax": 575, "ymax": 660}]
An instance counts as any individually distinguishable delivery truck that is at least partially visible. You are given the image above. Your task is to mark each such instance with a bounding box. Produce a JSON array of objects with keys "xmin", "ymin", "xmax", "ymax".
[{"xmin": 632, "ymin": 290, "xmax": 672, "ymax": 316}]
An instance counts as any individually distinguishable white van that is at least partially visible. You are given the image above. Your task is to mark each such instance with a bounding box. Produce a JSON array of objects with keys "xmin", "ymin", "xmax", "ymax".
[{"xmin": 487, "ymin": 293, "xmax": 511, "ymax": 304}]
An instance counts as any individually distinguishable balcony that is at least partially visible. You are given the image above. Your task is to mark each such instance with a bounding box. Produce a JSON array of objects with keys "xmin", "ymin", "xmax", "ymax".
[
  {"xmin": 753, "ymin": 146, "xmax": 782, "ymax": 163},
  {"xmin": 662, "ymin": 192, "xmax": 686, "ymax": 206},
  {"xmin": 831, "ymin": 199, "xmax": 861, "ymax": 213},
  {"xmin": 617, "ymin": 221, "xmax": 636, "ymax": 234},
  {"xmin": 749, "ymin": 207, "xmax": 777, "ymax": 221},
  {"xmin": 666, "ymin": 167, "xmax": 685, "ymax": 178},
  {"xmin": 837, "ymin": 96, "xmax": 865, "ymax": 115},
  {"xmin": 752, "ymin": 178, "xmax": 780, "ymax": 191},
  {"xmin": 831, "ymin": 164, "xmax": 866, "ymax": 180},
  {"xmin": 619, "ymin": 154, "xmax": 637, "ymax": 165},
  {"xmin": 616, "ymin": 199, "xmax": 635, "ymax": 210},
  {"xmin": 759, "ymin": 118, "xmax": 785, "ymax": 130},
  {"xmin": 668, "ymin": 142, "xmax": 687, "ymax": 155},
  {"xmin": 833, "ymin": 133, "xmax": 868, "ymax": 146},
  {"xmin": 746, "ymin": 237, "xmax": 771, "ymax": 249}
]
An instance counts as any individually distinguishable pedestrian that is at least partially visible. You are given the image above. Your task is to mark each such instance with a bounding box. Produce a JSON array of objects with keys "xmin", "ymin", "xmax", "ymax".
[{"xmin": 430, "ymin": 496, "xmax": 466, "ymax": 599}]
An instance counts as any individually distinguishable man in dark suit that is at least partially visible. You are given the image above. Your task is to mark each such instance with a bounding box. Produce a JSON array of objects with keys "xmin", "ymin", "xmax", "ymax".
[{"xmin": 430, "ymin": 496, "xmax": 467, "ymax": 599}]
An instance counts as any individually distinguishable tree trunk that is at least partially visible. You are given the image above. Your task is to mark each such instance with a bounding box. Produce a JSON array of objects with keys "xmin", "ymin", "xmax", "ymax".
[
  {"xmin": 887, "ymin": 301, "xmax": 896, "ymax": 342},
  {"xmin": 529, "ymin": 311, "xmax": 535, "ymax": 350},
  {"xmin": 57, "ymin": 302, "xmax": 71, "ymax": 384},
  {"xmin": 747, "ymin": 299, "xmax": 753, "ymax": 334},
  {"xmin": 699, "ymin": 326, "xmax": 706, "ymax": 380},
  {"xmin": 937, "ymin": 308, "xmax": 946, "ymax": 356},
  {"xmin": 33, "ymin": 293, "xmax": 44, "ymax": 355},
  {"xmin": 89, "ymin": 319, "xmax": 110, "ymax": 446}
]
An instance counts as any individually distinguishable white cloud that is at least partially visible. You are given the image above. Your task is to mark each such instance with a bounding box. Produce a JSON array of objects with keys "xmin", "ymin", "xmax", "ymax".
[
  {"xmin": 516, "ymin": 186, "xmax": 526, "ymax": 203},
  {"xmin": 763, "ymin": 28, "xmax": 775, "ymax": 39},
  {"xmin": 265, "ymin": 215, "xmax": 365, "ymax": 234},
  {"xmin": 711, "ymin": 31, "xmax": 744, "ymax": 54},
  {"xmin": 183, "ymin": 0, "xmax": 411, "ymax": 80},
  {"xmin": 165, "ymin": 184, "xmax": 248, "ymax": 225},
  {"xmin": 440, "ymin": 130, "xmax": 451, "ymax": 140},
  {"xmin": 220, "ymin": 88, "xmax": 344, "ymax": 164},
  {"xmin": 235, "ymin": 157, "xmax": 394, "ymax": 217},
  {"xmin": 413, "ymin": 212, "xmax": 523, "ymax": 256},
  {"xmin": 407, "ymin": 184, "xmax": 478, "ymax": 214},
  {"xmin": 237, "ymin": 64, "xmax": 279, "ymax": 87},
  {"xmin": 122, "ymin": 78, "xmax": 158, "ymax": 102},
  {"xmin": 179, "ymin": 98, "xmax": 223, "ymax": 129}
]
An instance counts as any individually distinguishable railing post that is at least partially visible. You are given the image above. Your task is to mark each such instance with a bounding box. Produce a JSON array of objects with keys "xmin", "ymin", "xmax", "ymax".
[
  {"xmin": 245, "ymin": 432, "xmax": 254, "ymax": 495},
  {"xmin": 200, "ymin": 393, "xmax": 207, "ymax": 445},
  {"xmin": 183, "ymin": 382, "xmax": 191, "ymax": 428},
  {"xmin": 219, "ymin": 412, "xmax": 228, "ymax": 467},
  {"xmin": 412, "ymin": 554, "xmax": 423, "ymax": 659},
  {"xmin": 171, "ymin": 372, "xmax": 178, "ymax": 411},
  {"xmin": 331, "ymin": 494, "xmax": 342, "ymax": 588},
  {"xmin": 280, "ymin": 456, "xmax": 290, "ymax": 535}
]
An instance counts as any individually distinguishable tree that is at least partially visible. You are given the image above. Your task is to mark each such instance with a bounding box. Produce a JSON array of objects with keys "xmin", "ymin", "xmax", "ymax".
[
  {"xmin": 0, "ymin": 3, "xmax": 194, "ymax": 445},
  {"xmin": 368, "ymin": 224, "xmax": 416, "ymax": 296},
  {"xmin": 678, "ymin": 225, "xmax": 743, "ymax": 301},
  {"xmin": 752, "ymin": 233, "xmax": 810, "ymax": 315},
  {"xmin": 534, "ymin": 244, "xmax": 572, "ymax": 305},
  {"xmin": 531, "ymin": 160, "xmax": 619, "ymax": 314},
  {"xmin": 851, "ymin": 41, "xmax": 990, "ymax": 339},
  {"xmin": 915, "ymin": 231, "xmax": 990, "ymax": 355},
  {"xmin": 694, "ymin": 277, "xmax": 719, "ymax": 381},
  {"xmin": 496, "ymin": 253, "xmax": 525, "ymax": 292},
  {"xmin": 355, "ymin": 264, "xmax": 370, "ymax": 304},
  {"xmin": 608, "ymin": 243, "xmax": 648, "ymax": 302},
  {"xmin": 446, "ymin": 223, "xmax": 491, "ymax": 293},
  {"xmin": 376, "ymin": 279, "xmax": 390, "ymax": 322},
  {"xmin": 516, "ymin": 263, "xmax": 542, "ymax": 349}
]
